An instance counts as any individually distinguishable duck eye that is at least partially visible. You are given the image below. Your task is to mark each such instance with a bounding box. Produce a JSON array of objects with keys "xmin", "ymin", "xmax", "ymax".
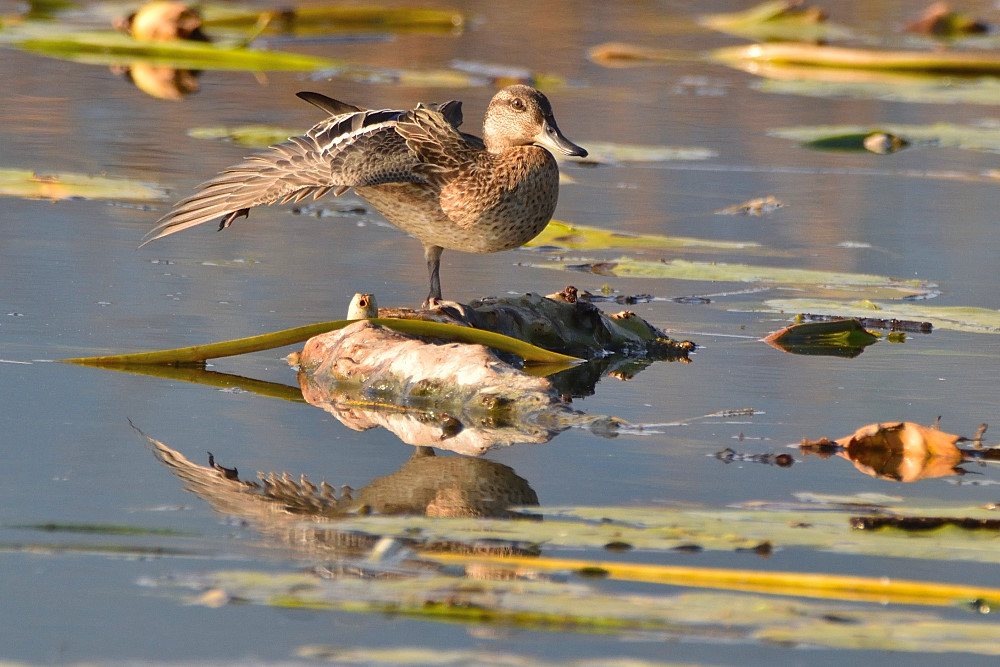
[{"xmin": 510, "ymin": 97, "xmax": 525, "ymax": 111}]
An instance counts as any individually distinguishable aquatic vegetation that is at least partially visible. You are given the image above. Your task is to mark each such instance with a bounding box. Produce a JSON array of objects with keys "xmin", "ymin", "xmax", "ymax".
[
  {"xmin": 764, "ymin": 318, "xmax": 880, "ymax": 357},
  {"xmin": 525, "ymin": 220, "xmax": 763, "ymax": 252},
  {"xmin": 0, "ymin": 168, "xmax": 167, "ymax": 201},
  {"xmin": 531, "ymin": 257, "xmax": 934, "ymax": 299},
  {"xmin": 764, "ymin": 298, "xmax": 1000, "ymax": 335},
  {"xmin": 699, "ymin": 1, "xmax": 854, "ymax": 43},
  {"xmin": 771, "ymin": 122, "xmax": 1000, "ymax": 153},
  {"xmin": 10, "ymin": 29, "xmax": 341, "ymax": 70},
  {"xmin": 60, "ymin": 316, "xmax": 584, "ymax": 366}
]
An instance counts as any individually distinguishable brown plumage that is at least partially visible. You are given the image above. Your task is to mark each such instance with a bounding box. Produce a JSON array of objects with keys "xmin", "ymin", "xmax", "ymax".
[{"xmin": 140, "ymin": 85, "xmax": 587, "ymax": 304}]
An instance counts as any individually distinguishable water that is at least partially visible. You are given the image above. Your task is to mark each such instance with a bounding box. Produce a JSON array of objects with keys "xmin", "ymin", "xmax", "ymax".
[{"xmin": 3, "ymin": 0, "xmax": 1000, "ymax": 663}]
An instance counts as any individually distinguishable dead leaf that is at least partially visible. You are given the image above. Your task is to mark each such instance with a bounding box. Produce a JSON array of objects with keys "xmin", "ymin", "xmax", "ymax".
[
  {"xmin": 715, "ymin": 195, "xmax": 786, "ymax": 216},
  {"xmin": 764, "ymin": 318, "xmax": 879, "ymax": 357},
  {"xmin": 801, "ymin": 421, "xmax": 965, "ymax": 482}
]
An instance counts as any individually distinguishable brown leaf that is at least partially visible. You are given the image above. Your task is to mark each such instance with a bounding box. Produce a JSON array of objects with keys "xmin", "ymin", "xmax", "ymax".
[{"xmin": 836, "ymin": 421, "xmax": 964, "ymax": 482}]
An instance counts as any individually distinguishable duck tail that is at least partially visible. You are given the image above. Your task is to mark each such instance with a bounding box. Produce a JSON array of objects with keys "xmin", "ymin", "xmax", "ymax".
[{"xmin": 139, "ymin": 135, "xmax": 341, "ymax": 247}]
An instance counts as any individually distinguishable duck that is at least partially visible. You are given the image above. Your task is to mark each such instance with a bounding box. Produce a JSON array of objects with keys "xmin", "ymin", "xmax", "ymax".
[{"xmin": 140, "ymin": 84, "xmax": 587, "ymax": 305}]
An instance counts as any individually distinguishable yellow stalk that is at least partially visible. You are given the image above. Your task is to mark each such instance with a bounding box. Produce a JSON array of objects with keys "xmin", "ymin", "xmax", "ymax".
[
  {"xmin": 60, "ymin": 318, "xmax": 582, "ymax": 367},
  {"xmin": 427, "ymin": 552, "xmax": 1000, "ymax": 608}
]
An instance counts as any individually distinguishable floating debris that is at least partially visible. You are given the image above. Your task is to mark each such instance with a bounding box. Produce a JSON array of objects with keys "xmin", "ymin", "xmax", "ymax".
[
  {"xmin": 715, "ymin": 195, "xmax": 785, "ymax": 216},
  {"xmin": 764, "ymin": 318, "xmax": 879, "ymax": 357},
  {"xmin": 715, "ymin": 448, "xmax": 795, "ymax": 467},
  {"xmin": 904, "ymin": 2, "xmax": 990, "ymax": 38},
  {"xmin": 114, "ymin": 1, "xmax": 210, "ymax": 42},
  {"xmin": 699, "ymin": 1, "xmax": 853, "ymax": 43}
]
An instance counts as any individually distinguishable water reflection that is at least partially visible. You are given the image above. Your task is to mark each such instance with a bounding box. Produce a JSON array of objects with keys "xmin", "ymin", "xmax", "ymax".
[
  {"xmin": 119, "ymin": 355, "xmax": 635, "ymax": 453},
  {"xmin": 112, "ymin": 64, "xmax": 201, "ymax": 100},
  {"xmin": 798, "ymin": 421, "xmax": 1000, "ymax": 483},
  {"xmin": 143, "ymin": 428, "xmax": 540, "ymax": 558},
  {"xmin": 299, "ymin": 368, "xmax": 564, "ymax": 453},
  {"xmin": 70, "ymin": 290, "xmax": 692, "ymax": 451}
]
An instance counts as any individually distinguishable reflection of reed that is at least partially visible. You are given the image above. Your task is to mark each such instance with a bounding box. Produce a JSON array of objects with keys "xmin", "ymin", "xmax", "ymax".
[{"xmin": 141, "ymin": 427, "xmax": 539, "ymax": 559}]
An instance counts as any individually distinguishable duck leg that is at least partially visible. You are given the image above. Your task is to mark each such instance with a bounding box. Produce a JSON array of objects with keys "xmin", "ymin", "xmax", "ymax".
[{"xmin": 423, "ymin": 244, "xmax": 444, "ymax": 307}]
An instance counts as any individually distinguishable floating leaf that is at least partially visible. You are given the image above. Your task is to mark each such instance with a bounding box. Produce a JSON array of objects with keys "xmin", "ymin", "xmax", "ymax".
[
  {"xmin": 763, "ymin": 298, "xmax": 1000, "ymax": 334},
  {"xmin": 159, "ymin": 568, "xmax": 1000, "ymax": 648},
  {"xmin": 187, "ymin": 125, "xmax": 293, "ymax": 147},
  {"xmin": 782, "ymin": 131, "xmax": 910, "ymax": 153},
  {"xmin": 0, "ymin": 168, "xmax": 167, "ymax": 201},
  {"xmin": 60, "ymin": 318, "xmax": 582, "ymax": 367},
  {"xmin": 13, "ymin": 29, "xmax": 340, "ymax": 71},
  {"xmin": 525, "ymin": 220, "xmax": 763, "ymax": 252},
  {"xmin": 332, "ymin": 65, "xmax": 528, "ymax": 88},
  {"xmin": 746, "ymin": 63, "xmax": 1000, "ymax": 106},
  {"xmin": 201, "ymin": 5, "xmax": 465, "ymax": 33},
  {"xmin": 572, "ymin": 141, "xmax": 717, "ymax": 165},
  {"xmin": 328, "ymin": 500, "xmax": 1000, "ymax": 564},
  {"xmin": 532, "ymin": 258, "xmax": 933, "ymax": 297},
  {"xmin": 772, "ymin": 122, "xmax": 1000, "ymax": 153},
  {"xmin": 757, "ymin": 616, "xmax": 1000, "ymax": 655},
  {"xmin": 711, "ymin": 42, "xmax": 1000, "ymax": 75},
  {"xmin": 764, "ymin": 318, "xmax": 879, "ymax": 357},
  {"xmin": 699, "ymin": 1, "xmax": 854, "ymax": 43}
]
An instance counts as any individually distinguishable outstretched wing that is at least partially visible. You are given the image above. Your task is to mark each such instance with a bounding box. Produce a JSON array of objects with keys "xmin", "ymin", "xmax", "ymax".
[{"xmin": 140, "ymin": 108, "xmax": 416, "ymax": 246}]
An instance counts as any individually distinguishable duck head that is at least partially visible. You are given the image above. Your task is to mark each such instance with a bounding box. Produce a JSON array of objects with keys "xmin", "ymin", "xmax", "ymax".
[{"xmin": 482, "ymin": 85, "xmax": 588, "ymax": 158}]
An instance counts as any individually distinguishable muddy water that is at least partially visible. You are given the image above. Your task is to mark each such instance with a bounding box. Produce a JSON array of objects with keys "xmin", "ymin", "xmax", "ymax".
[{"xmin": 3, "ymin": 0, "xmax": 1000, "ymax": 663}]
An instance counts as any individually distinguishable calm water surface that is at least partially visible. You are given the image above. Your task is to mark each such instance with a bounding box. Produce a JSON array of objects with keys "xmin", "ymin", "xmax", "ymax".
[{"xmin": 3, "ymin": 0, "xmax": 1000, "ymax": 663}]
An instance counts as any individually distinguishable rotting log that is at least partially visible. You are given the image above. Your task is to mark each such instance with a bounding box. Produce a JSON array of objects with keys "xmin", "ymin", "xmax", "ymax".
[
  {"xmin": 379, "ymin": 288, "xmax": 693, "ymax": 360},
  {"xmin": 297, "ymin": 320, "xmax": 571, "ymax": 453},
  {"xmin": 296, "ymin": 290, "xmax": 687, "ymax": 452}
]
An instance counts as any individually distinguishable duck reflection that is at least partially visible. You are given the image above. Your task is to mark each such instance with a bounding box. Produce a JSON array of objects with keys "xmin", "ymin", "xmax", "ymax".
[{"xmin": 143, "ymin": 428, "xmax": 539, "ymax": 558}]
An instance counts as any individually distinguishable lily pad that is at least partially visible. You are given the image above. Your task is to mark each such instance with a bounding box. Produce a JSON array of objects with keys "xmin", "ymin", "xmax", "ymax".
[
  {"xmin": 525, "ymin": 220, "xmax": 762, "ymax": 252},
  {"xmin": 328, "ymin": 500, "xmax": 1000, "ymax": 565},
  {"xmin": 187, "ymin": 125, "xmax": 293, "ymax": 148},
  {"xmin": 201, "ymin": 5, "xmax": 466, "ymax": 33},
  {"xmin": 153, "ymin": 565, "xmax": 1000, "ymax": 652},
  {"xmin": 531, "ymin": 258, "xmax": 934, "ymax": 298},
  {"xmin": 160, "ymin": 568, "xmax": 1000, "ymax": 647},
  {"xmin": 771, "ymin": 122, "xmax": 1000, "ymax": 153},
  {"xmin": 763, "ymin": 298, "xmax": 1000, "ymax": 334},
  {"xmin": 0, "ymin": 168, "xmax": 167, "ymax": 201},
  {"xmin": 699, "ymin": 1, "xmax": 854, "ymax": 43},
  {"xmin": 745, "ymin": 63, "xmax": 1000, "ymax": 106},
  {"xmin": 12, "ymin": 29, "xmax": 341, "ymax": 71},
  {"xmin": 571, "ymin": 141, "xmax": 717, "ymax": 165},
  {"xmin": 328, "ymin": 65, "xmax": 554, "ymax": 88},
  {"xmin": 711, "ymin": 42, "xmax": 1000, "ymax": 75},
  {"xmin": 764, "ymin": 318, "xmax": 880, "ymax": 357}
]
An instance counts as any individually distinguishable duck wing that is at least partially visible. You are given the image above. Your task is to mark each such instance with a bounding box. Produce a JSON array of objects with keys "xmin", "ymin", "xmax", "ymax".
[
  {"xmin": 295, "ymin": 91, "xmax": 364, "ymax": 116},
  {"xmin": 393, "ymin": 106, "xmax": 483, "ymax": 186},
  {"xmin": 140, "ymin": 107, "xmax": 421, "ymax": 246}
]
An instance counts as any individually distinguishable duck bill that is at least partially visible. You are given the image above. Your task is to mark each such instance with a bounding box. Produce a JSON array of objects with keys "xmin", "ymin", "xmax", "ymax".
[{"xmin": 535, "ymin": 117, "xmax": 588, "ymax": 157}]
